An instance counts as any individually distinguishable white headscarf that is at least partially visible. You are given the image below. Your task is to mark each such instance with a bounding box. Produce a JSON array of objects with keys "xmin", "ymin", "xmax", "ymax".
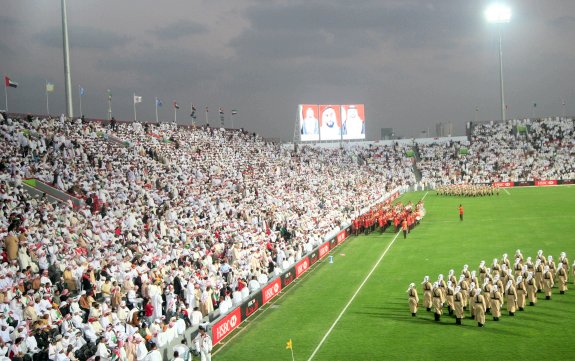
[
  {"xmin": 505, "ymin": 280, "xmax": 513, "ymax": 292},
  {"xmin": 406, "ymin": 283, "xmax": 415, "ymax": 292},
  {"xmin": 421, "ymin": 275, "xmax": 429, "ymax": 284}
]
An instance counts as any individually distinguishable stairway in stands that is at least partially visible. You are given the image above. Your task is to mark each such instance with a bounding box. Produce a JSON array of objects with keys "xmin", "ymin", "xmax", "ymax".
[{"xmin": 412, "ymin": 144, "xmax": 423, "ymax": 182}]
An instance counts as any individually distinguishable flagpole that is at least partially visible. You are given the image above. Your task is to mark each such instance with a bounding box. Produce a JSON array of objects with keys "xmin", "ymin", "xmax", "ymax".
[
  {"xmin": 46, "ymin": 81, "xmax": 50, "ymax": 115},
  {"xmin": 231, "ymin": 113, "xmax": 234, "ymax": 129},
  {"xmin": 205, "ymin": 107, "xmax": 208, "ymax": 125},
  {"xmin": 133, "ymin": 93, "xmax": 137, "ymax": 122},
  {"xmin": 562, "ymin": 99, "xmax": 566, "ymax": 118},
  {"xmin": 78, "ymin": 86, "xmax": 83, "ymax": 117},
  {"xmin": 4, "ymin": 84, "xmax": 7, "ymax": 112},
  {"xmin": 155, "ymin": 97, "xmax": 159, "ymax": 123},
  {"xmin": 290, "ymin": 347, "xmax": 295, "ymax": 361},
  {"xmin": 174, "ymin": 106, "xmax": 177, "ymax": 123}
]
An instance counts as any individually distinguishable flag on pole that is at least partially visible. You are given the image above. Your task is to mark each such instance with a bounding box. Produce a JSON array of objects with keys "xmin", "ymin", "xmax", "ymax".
[
  {"xmin": 79, "ymin": 86, "xmax": 85, "ymax": 96},
  {"xmin": 46, "ymin": 82, "xmax": 55, "ymax": 93},
  {"xmin": 107, "ymin": 89, "xmax": 112, "ymax": 100},
  {"xmin": 219, "ymin": 107, "xmax": 224, "ymax": 115},
  {"xmin": 533, "ymin": 103, "xmax": 537, "ymax": 108},
  {"xmin": 286, "ymin": 339, "xmax": 292, "ymax": 350},
  {"xmin": 156, "ymin": 98, "xmax": 163, "ymax": 107},
  {"xmin": 4, "ymin": 76, "xmax": 18, "ymax": 88},
  {"xmin": 205, "ymin": 106, "xmax": 208, "ymax": 112},
  {"xmin": 173, "ymin": 101, "xmax": 180, "ymax": 109},
  {"xmin": 134, "ymin": 95, "xmax": 142, "ymax": 104},
  {"xmin": 231, "ymin": 109, "xmax": 238, "ymax": 115}
]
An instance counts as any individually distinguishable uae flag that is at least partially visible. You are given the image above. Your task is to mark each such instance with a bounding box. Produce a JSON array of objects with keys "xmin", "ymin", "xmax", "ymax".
[
  {"xmin": 4, "ymin": 76, "xmax": 18, "ymax": 88},
  {"xmin": 231, "ymin": 110, "xmax": 238, "ymax": 115},
  {"xmin": 173, "ymin": 101, "xmax": 180, "ymax": 109},
  {"xmin": 219, "ymin": 107, "xmax": 224, "ymax": 115}
]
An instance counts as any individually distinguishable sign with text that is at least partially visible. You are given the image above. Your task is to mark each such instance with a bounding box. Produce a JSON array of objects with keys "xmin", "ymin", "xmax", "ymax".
[
  {"xmin": 262, "ymin": 277, "xmax": 282, "ymax": 305},
  {"xmin": 308, "ymin": 249, "xmax": 319, "ymax": 266},
  {"xmin": 282, "ymin": 267, "xmax": 296, "ymax": 288},
  {"xmin": 241, "ymin": 291, "xmax": 262, "ymax": 320},
  {"xmin": 493, "ymin": 182, "xmax": 514, "ymax": 188},
  {"xmin": 319, "ymin": 242, "xmax": 331, "ymax": 259},
  {"xmin": 336, "ymin": 229, "xmax": 347, "ymax": 245},
  {"xmin": 295, "ymin": 256, "xmax": 310, "ymax": 278},
  {"xmin": 212, "ymin": 307, "xmax": 242, "ymax": 345},
  {"xmin": 535, "ymin": 180, "xmax": 557, "ymax": 186}
]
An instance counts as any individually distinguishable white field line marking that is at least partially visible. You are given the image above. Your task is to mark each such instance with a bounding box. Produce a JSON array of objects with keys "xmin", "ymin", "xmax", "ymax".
[
  {"xmin": 503, "ymin": 188, "xmax": 511, "ymax": 195},
  {"xmin": 422, "ymin": 191, "xmax": 429, "ymax": 200},
  {"xmin": 307, "ymin": 231, "xmax": 402, "ymax": 361}
]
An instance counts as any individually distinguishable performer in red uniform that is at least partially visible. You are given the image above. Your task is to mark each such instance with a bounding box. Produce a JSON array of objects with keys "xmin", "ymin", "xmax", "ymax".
[{"xmin": 459, "ymin": 204, "xmax": 464, "ymax": 221}]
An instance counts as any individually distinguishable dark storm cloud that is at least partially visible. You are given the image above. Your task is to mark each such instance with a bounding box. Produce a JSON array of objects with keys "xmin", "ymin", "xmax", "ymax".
[
  {"xmin": 548, "ymin": 15, "xmax": 575, "ymax": 33},
  {"xmin": 150, "ymin": 20, "xmax": 207, "ymax": 40},
  {"xmin": 34, "ymin": 25, "xmax": 131, "ymax": 49},
  {"xmin": 231, "ymin": 1, "xmax": 479, "ymax": 61}
]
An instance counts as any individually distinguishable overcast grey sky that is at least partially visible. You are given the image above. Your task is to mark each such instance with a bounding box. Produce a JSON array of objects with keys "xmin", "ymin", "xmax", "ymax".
[{"xmin": 2, "ymin": 0, "xmax": 575, "ymax": 140}]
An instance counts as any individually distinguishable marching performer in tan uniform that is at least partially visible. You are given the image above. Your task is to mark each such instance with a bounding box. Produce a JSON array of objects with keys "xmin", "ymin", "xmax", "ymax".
[
  {"xmin": 407, "ymin": 283, "xmax": 419, "ymax": 317},
  {"xmin": 421, "ymin": 276, "xmax": 433, "ymax": 312},
  {"xmin": 461, "ymin": 265, "xmax": 471, "ymax": 285},
  {"xmin": 534, "ymin": 259, "xmax": 544, "ymax": 293},
  {"xmin": 505, "ymin": 280, "xmax": 517, "ymax": 316},
  {"xmin": 468, "ymin": 283, "xmax": 476, "ymax": 319},
  {"xmin": 557, "ymin": 263, "xmax": 568, "ymax": 295},
  {"xmin": 513, "ymin": 258, "xmax": 523, "ymax": 277},
  {"xmin": 490, "ymin": 285, "xmax": 503, "ymax": 321},
  {"xmin": 473, "ymin": 289, "xmax": 487, "ymax": 327},
  {"xmin": 478, "ymin": 261, "xmax": 487, "ymax": 284},
  {"xmin": 526, "ymin": 272, "xmax": 537, "ymax": 306},
  {"xmin": 446, "ymin": 282, "xmax": 455, "ymax": 316},
  {"xmin": 543, "ymin": 265, "xmax": 554, "ymax": 300},
  {"xmin": 558, "ymin": 252, "xmax": 569, "ymax": 282},
  {"xmin": 547, "ymin": 255, "xmax": 556, "ymax": 280},
  {"xmin": 482, "ymin": 279, "xmax": 492, "ymax": 314},
  {"xmin": 515, "ymin": 276, "xmax": 527, "ymax": 311},
  {"xmin": 458, "ymin": 275, "xmax": 469, "ymax": 310},
  {"xmin": 453, "ymin": 286, "xmax": 464, "ymax": 325},
  {"xmin": 437, "ymin": 274, "xmax": 447, "ymax": 305},
  {"xmin": 432, "ymin": 282, "xmax": 443, "ymax": 321}
]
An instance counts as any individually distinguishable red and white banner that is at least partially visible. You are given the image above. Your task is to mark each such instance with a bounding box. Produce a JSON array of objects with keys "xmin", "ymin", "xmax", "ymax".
[
  {"xmin": 212, "ymin": 307, "xmax": 242, "ymax": 344},
  {"xmin": 262, "ymin": 277, "xmax": 282, "ymax": 305},
  {"xmin": 535, "ymin": 180, "xmax": 557, "ymax": 186},
  {"xmin": 296, "ymin": 256, "xmax": 310, "ymax": 278},
  {"xmin": 319, "ymin": 242, "xmax": 330, "ymax": 259},
  {"xmin": 492, "ymin": 182, "xmax": 514, "ymax": 188},
  {"xmin": 336, "ymin": 229, "xmax": 347, "ymax": 245}
]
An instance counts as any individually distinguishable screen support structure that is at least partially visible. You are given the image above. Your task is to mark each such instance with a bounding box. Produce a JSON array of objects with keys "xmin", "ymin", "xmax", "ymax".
[{"xmin": 293, "ymin": 108, "xmax": 300, "ymax": 152}]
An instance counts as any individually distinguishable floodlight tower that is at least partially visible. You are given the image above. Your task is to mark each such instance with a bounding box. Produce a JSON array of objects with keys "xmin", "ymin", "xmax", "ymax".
[
  {"xmin": 485, "ymin": 4, "xmax": 511, "ymax": 121},
  {"xmin": 61, "ymin": 0, "xmax": 74, "ymax": 118}
]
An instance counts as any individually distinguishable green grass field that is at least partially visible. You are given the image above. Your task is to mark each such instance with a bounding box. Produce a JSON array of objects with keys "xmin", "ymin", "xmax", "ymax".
[{"xmin": 213, "ymin": 186, "xmax": 575, "ymax": 360}]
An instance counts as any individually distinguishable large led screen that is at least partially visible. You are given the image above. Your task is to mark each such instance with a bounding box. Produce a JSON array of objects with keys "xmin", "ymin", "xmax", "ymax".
[
  {"xmin": 299, "ymin": 104, "xmax": 320, "ymax": 141},
  {"xmin": 341, "ymin": 104, "xmax": 365, "ymax": 140},
  {"xmin": 319, "ymin": 104, "xmax": 342, "ymax": 141}
]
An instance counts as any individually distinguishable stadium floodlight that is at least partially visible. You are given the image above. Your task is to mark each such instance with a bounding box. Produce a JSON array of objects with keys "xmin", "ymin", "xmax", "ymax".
[
  {"xmin": 485, "ymin": 3, "xmax": 511, "ymax": 121},
  {"xmin": 485, "ymin": 4, "xmax": 511, "ymax": 24}
]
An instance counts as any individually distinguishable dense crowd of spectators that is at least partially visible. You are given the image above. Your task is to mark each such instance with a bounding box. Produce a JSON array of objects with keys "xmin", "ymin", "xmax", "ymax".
[
  {"xmin": 0, "ymin": 112, "xmax": 411, "ymax": 360},
  {"xmin": 417, "ymin": 117, "xmax": 575, "ymax": 185}
]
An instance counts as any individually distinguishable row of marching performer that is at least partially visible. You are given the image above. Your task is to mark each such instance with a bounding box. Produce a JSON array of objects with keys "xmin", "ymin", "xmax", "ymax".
[{"xmin": 407, "ymin": 250, "xmax": 571, "ymax": 327}]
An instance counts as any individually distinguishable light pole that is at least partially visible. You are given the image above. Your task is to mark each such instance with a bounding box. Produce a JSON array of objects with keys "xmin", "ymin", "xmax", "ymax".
[
  {"xmin": 61, "ymin": 0, "xmax": 74, "ymax": 118},
  {"xmin": 485, "ymin": 4, "xmax": 511, "ymax": 122}
]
